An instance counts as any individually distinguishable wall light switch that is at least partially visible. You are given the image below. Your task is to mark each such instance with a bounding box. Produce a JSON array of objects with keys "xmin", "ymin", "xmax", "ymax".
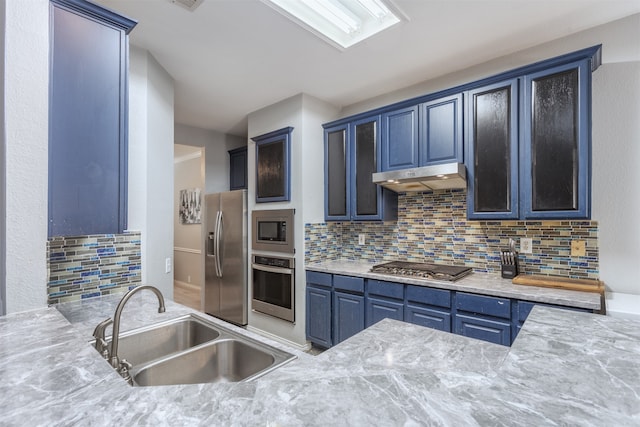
[
  {"xmin": 571, "ymin": 240, "xmax": 586, "ymax": 257},
  {"xmin": 520, "ymin": 238, "xmax": 533, "ymax": 254},
  {"xmin": 358, "ymin": 234, "xmax": 366, "ymax": 245},
  {"xmin": 165, "ymin": 257, "xmax": 172, "ymax": 274}
]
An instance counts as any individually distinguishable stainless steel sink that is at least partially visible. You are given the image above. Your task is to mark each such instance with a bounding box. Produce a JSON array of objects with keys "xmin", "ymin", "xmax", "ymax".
[
  {"xmin": 134, "ymin": 339, "xmax": 282, "ymax": 386},
  {"xmin": 93, "ymin": 313, "xmax": 296, "ymax": 387},
  {"xmin": 103, "ymin": 315, "xmax": 221, "ymax": 366}
]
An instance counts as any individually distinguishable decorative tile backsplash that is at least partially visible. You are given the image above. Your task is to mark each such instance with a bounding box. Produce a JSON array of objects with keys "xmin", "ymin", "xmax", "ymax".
[
  {"xmin": 305, "ymin": 190, "xmax": 599, "ymax": 279},
  {"xmin": 47, "ymin": 232, "xmax": 141, "ymax": 304}
]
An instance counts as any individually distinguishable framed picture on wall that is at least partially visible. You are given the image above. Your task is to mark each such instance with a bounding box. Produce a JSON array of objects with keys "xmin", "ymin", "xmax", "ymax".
[
  {"xmin": 252, "ymin": 126, "xmax": 293, "ymax": 203},
  {"xmin": 179, "ymin": 188, "xmax": 202, "ymax": 224}
]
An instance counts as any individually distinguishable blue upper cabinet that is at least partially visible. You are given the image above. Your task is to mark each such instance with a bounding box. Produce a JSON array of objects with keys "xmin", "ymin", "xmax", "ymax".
[
  {"xmin": 380, "ymin": 94, "xmax": 463, "ymax": 172},
  {"xmin": 466, "ymin": 79, "xmax": 520, "ymax": 220},
  {"xmin": 324, "ymin": 123, "xmax": 351, "ymax": 221},
  {"xmin": 520, "ymin": 60, "xmax": 592, "ymax": 219},
  {"xmin": 420, "ymin": 94, "xmax": 463, "ymax": 166},
  {"xmin": 49, "ymin": 0, "xmax": 136, "ymax": 237},
  {"xmin": 324, "ymin": 116, "xmax": 397, "ymax": 221},
  {"xmin": 228, "ymin": 146, "xmax": 247, "ymax": 191},
  {"xmin": 381, "ymin": 106, "xmax": 419, "ymax": 171}
]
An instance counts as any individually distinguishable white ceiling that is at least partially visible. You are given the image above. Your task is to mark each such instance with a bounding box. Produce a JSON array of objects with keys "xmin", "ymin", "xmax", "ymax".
[{"xmin": 95, "ymin": 0, "xmax": 640, "ymax": 137}]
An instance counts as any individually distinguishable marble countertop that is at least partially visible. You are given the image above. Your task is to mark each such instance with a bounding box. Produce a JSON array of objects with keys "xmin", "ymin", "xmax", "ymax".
[
  {"xmin": 1, "ymin": 291, "xmax": 638, "ymax": 426},
  {"xmin": 306, "ymin": 260, "xmax": 602, "ymax": 310}
]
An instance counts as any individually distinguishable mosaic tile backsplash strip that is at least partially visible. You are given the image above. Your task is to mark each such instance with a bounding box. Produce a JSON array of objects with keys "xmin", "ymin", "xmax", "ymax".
[
  {"xmin": 305, "ymin": 190, "xmax": 599, "ymax": 279},
  {"xmin": 47, "ymin": 232, "xmax": 142, "ymax": 304}
]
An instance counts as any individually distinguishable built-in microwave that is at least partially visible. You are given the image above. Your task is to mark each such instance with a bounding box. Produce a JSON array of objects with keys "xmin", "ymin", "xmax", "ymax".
[{"xmin": 251, "ymin": 208, "xmax": 295, "ymax": 254}]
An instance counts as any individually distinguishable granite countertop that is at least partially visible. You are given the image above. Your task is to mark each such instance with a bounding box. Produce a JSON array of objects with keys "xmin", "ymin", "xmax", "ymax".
[
  {"xmin": 306, "ymin": 260, "xmax": 602, "ymax": 310},
  {"xmin": 1, "ymin": 291, "xmax": 638, "ymax": 426}
]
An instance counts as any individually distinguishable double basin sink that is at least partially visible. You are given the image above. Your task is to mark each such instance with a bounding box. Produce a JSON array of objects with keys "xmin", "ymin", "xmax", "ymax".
[{"xmin": 95, "ymin": 314, "xmax": 296, "ymax": 387}]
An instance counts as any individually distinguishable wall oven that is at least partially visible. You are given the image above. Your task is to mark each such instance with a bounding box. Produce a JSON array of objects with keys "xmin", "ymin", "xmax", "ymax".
[
  {"xmin": 251, "ymin": 209, "xmax": 295, "ymax": 254},
  {"xmin": 251, "ymin": 254, "xmax": 295, "ymax": 322}
]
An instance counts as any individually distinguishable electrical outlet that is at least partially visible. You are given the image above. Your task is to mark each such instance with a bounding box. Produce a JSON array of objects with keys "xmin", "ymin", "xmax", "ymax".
[
  {"xmin": 358, "ymin": 234, "xmax": 366, "ymax": 245},
  {"xmin": 165, "ymin": 257, "xmax": 172, "ymax": 274},
  {"xmin": 520, "ymin": 238, "xmax": 533, "ymax": 254},
  {"xmin": 187, "ymin": 275, "xmax": 191, "ymax": 283},
  {"xmin": 571, "ymin": 240, "xmax": 586, "ymax": 257}
]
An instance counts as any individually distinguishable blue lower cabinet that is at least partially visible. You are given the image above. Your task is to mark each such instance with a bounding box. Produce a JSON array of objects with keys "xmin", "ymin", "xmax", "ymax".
[
  {"xmin": 405, "ymin": 304, "xmax": 451, "ymax": 332},
  {"xmin": 366, "ymin": 296, "xmax": 404, "ymax": 327},
  {"xmin": 333, "ymin": 291, "xmax": 365, "ymax": 345},
  {"xmin": 305, "ymin": 285, "xmax": 332, "ymax": 348},
  {"xmin": 454, "ymin": 314, "xmax": 511, "ymax": 346}
]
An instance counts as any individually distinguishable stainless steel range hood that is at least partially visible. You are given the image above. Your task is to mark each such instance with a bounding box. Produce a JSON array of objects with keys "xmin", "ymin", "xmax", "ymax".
[{"xmin": 372, "ymin": 163, "xmax": 467, "ymax": 193}]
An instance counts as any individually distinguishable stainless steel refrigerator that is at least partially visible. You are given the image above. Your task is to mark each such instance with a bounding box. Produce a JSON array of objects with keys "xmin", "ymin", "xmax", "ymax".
[{"xmin": 204, "ymin": 190, "xmax": 248, "ymax": 326}]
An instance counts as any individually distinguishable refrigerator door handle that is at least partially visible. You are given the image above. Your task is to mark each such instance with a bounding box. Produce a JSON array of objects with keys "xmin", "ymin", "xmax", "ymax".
[
  {"xmin": 217, "ymin": 211, "xmax": 224, "ymax": 277},
  {"xmin": 214, "ymin": 210, "xmax": 223, "ymax": 277}
]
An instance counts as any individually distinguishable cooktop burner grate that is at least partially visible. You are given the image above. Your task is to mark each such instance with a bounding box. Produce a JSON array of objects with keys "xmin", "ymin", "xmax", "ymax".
[{"xmin": 370, "ymin": 261, "xmax": 472, "ymax": 281}]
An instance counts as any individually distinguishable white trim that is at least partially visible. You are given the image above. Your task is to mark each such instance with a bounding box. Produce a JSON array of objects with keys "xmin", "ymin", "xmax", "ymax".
[
  {"xmin": 246, "ymin": 324, "xmax": 312, "ymax": 352},
  {"xmin": 173, "ymin": 246, "xmax": 202, "ymax": 254},
  {"xmin": 174, "ymin": 151, "xmax": 202, "ymax": 164},
  {"xmin": 605, "ymin": 292, "xmax": 640, "ymax": 320}
]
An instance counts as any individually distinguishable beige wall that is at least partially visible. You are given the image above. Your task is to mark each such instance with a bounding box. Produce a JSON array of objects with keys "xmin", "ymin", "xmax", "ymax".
[{"xmin": 174, "ymin": 147, "xmax": 204, "ymax": 288}]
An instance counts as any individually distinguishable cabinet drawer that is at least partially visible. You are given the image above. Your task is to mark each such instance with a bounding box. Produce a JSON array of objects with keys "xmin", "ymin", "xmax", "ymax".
[
  {"xmin": 333, "ymin": 275, "xmax": 364, "ymax": 293},
  {"xmin": 454, "ymin": 314, "xmax": 511, "ymax": 346},
  {"xmin": 366, "ymin": 296, "xmax": 404, "ymax": 327},
  {"xmin": 367, "ymin": 280, "xmax": 403, "ymax": 299},
  {"xmin": 456, "ymin": 293, "xmax": 511, "ymax": 319},
  {"xmin": 406, "ymin": 285, "xmax": 451, "ymax": 308},
  {"xmin": 405, "ymin": 304, "xmax": 451, "ymax": 332},
  {"xmin": 306, "ymin": 271, "xmax": 332, "ymax": 288}
]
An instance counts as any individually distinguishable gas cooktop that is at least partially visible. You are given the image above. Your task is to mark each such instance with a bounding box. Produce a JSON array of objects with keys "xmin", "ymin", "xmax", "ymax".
[{"xmin": 370, "ymin": 261, "xmax": 472, "ymax": 282}]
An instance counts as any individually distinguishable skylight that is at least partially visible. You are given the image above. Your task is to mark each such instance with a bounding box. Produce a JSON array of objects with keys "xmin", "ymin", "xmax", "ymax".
[{"xmin": 261, "ymin": 0, "xmax": 403, "ymax": 49}]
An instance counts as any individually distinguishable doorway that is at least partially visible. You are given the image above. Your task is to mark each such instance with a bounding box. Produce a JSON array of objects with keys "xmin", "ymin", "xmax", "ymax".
[{"xmin": 173, "ymin": 144, "xmax": 205, "ymax": 311}]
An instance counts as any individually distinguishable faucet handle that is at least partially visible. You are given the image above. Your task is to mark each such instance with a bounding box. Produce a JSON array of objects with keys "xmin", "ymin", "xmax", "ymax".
[
  {"xmin": 93, "ymin": 318, "xmax": 113, "ymax": 340},
  {"xmin": 93, "ymin": 318, "xmax": 113, "ymax": 359},
  {"xmin": 117, "ymin": 359, "xmax": 134, "ymax": 385}
]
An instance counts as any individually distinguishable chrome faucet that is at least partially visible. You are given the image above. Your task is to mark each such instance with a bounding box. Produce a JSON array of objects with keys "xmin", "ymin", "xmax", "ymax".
[
  {"xmin": 93, "ymin": 285, "xmax": 166, "ymax": 382},
  {"xmin": 109, "ymin": 285, "xmax": 166, "ymax": 370}
]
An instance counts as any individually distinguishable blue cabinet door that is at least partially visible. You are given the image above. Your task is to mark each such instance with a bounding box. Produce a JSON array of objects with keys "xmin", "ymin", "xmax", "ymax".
[
  {"xmin": 466, "ymin": 79, "xmax": 520, "ymax": 220},
  {"xmin": 520, "ymin": 60, "xmax": 591, "ymax": 219},
  {"xmin": 405, "ymin": 304, "xmax": 452, "ymax": 332},
  {"xmin": 351, "ymin": 116, "xmax": 385, "ymax": 220},
  {"xmin": 306, "ymin": 285, "xmax": 332, "ymax": 348},
  {"xmin": 366, "ymin": 296, "xmax": 404, "ymax": 327},
  {"xmin": 228, "ymin": 146, "xmax": 247, "ymax": 190},
  {"xmin": 420, "ymin": 94, "xmax": 463, "ymax": 166},
  {"xmin": 324, "ymin": 123, "xmax": 351, "ymax": 221},
  {"xmin": 381, "ymin": 106, "xmax": 419, "ymax": 171},
  {"xmin": 454, "ymin": 314, "xmax": 511, "ymax": 346},
  {"xmin": 49, "ymin": 1, "xmax": 136, "ymax": 237},
  {"xmin": 333, "ymin": 291, "xmax": 365, "ymax": 345}
]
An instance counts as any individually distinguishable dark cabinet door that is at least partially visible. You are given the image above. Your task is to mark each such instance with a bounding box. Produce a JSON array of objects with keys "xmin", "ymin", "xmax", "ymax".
[
  {"xmin": 324, "ymin": 124, "xmax": 350, "ymax": 220},
  {"xmin": 521, "ymin": 60, "xmax": 591, "ymax": 219},
  {"xmin": 466, "ymin": 79, "xmax": 519, "ymax": 219},
  {"xmin": 306, "ymin": 285, "xmax": 332, "ymax": 348},
  {"xmin": 333, "ymin": 291, "xmax": 365, "ymax": 345},
  {"xmin": 228, "ymin": 146, "xmax": 247, "ymax": 190},
  {"xmin": 381, "ymin": 106, "xmax": 419, "ymax": 171},
  {"xmin": 420, "ymin": 94, "xmax": 463, "ymax": 166},
  {"xmin": 49, "ymin": 1, "xmax": 135, "ymax": 237},
  {"xmin": 351, "ymin": 116, "xmax": 382, "ymax": 220}
]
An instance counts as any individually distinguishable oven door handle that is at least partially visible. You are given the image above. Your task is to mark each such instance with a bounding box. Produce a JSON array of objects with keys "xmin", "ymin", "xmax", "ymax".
[{"xmin": 251, "ymin": 264, "xmax": 294, "ymax": 275}]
